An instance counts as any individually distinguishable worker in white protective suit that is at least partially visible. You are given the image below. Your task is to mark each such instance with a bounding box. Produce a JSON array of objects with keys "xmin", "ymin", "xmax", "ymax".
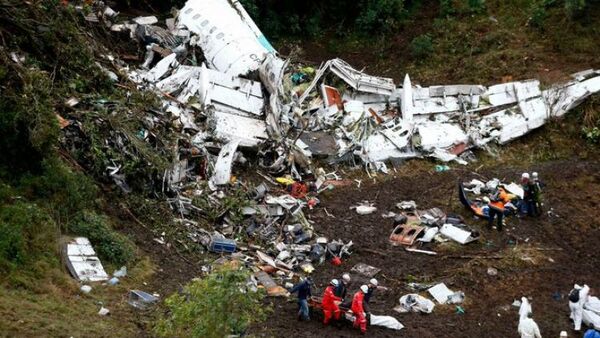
[
  {"xmin": 518, "ymin": 311, "xmax": 542, "ymax": 338},
  {"xmin": 569, "ymin": 284, "xmax": 590, "ymax": 331}
]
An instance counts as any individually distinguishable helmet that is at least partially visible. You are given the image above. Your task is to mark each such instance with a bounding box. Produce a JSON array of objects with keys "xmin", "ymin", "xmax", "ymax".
[
  {"xmin": 532, "ymin": 172, "xmax": 538, "ymax": 179},
  {"xmin": 369, "ymin": 278, "xmax": 378, "ymax": 286},
  {"xmin": 483, "ymin": 196, "xmax": 490, "ymax": 204},
  {"xmin": 342, "ymin": 273, "xmax": 351, "ymax": 283},
  {"xmin": 521, "ymin": 173, "xmax": 530, "ymax": 180},
  {"xmin": 330, "ymin": 279, "xmax": 339, "ymax": 287},
  {"xmin": 360, "ymin": 285, "xmax": 369, "ymax": 293}
]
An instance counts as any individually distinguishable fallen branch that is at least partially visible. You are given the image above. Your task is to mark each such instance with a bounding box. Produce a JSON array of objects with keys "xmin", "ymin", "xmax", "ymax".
[
  {"xmin": 445, "ymin": 255, "xmax": 504, "ymax": 259},
  {"xmin": 359, "ymin": 248, "xmax": 387, "ymax": 257},
  {"xmin": 405, "ymin": 247, "xmax": 437, "ymax": 256}
]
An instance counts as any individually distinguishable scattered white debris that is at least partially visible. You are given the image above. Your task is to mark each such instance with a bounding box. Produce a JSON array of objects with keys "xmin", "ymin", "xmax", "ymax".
[{"xmin": 98, "ymin": 307, "xmax": 110, "ymax": 316}]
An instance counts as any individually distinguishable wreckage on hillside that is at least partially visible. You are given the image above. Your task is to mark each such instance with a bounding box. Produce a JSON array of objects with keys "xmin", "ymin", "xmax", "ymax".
[
  {"xmin": 111, "ymin": 0, "xmax": 600, "ymax": 177},
  {"xmin": 57, "ymin": 0, "xmax": 600, "ymax": 312}
]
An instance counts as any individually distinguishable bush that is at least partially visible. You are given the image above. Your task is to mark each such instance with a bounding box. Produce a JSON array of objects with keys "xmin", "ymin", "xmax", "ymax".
[
  {"xmin": 583, "ymin": 127, "xmax": 600, "ymax": 144},
  {"xmin": 565, "ymin": 0, "xmax": 586, "ymax": 17},
  {"xmin": 238, "ymin": 0, "xmax": 406, "ymax": 38},
  {"xmin": 356, "ymin": 0, "xmax": 405, "ymax": 34},
  {"xmin": 0, "ymin": 201, "xmax": 58, "ymax": 274},
  {"xmin": 68, "ymin": 212, "xmax": 134, "ymax": 265},
  {"xmin": 19, "ymin": 159, "xmax": 97, "ymax": 223},
  {"xmin": 410, "ymin": 34, "xmax": 434, "ymax": 59},
  {"xmin": 155, "ymin": 265, "xmax": 267, "ymax": 338}
]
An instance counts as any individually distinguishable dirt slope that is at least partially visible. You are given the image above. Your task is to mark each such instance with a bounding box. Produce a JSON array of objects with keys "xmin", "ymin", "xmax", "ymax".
[{"xmin": 256, "ymin": 160, "xmax": 600, "ymax": 337}]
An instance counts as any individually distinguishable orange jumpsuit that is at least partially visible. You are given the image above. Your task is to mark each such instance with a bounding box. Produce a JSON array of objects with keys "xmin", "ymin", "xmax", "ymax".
[
  {"xmin": 351, "ymin": 290, "xmax": 367, "ymax": 333},
  {"xmin": 322, "ymin": 285, "xmax": 341, "ymax": 324}
]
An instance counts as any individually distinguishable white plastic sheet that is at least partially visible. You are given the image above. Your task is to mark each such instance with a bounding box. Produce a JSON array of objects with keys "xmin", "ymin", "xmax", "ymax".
[{"xmin": 369, "ymin": 315, "xmax": 404, "ymax": 330}]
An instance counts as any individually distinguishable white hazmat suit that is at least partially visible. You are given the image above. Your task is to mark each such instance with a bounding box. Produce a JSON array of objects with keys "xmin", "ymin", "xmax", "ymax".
[
  {"xmin": 569, "ymin": 284, "xmax": 590, "ymax": 331},
  {"xmin": 518, "ymin": 297, "xmax": 542, "ymax": 338}
]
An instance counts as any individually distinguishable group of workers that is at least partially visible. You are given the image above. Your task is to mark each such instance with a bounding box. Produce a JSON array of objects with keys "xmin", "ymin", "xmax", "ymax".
[
  {"xmin": 517, "ymin": 284, "xmax": 599, "ymax": 338},
  {"xmin": 485, "ymin": 171, "xmax": 544, "ymax": 231},
  {"xmin": 289, "ymin": 273, "xmax": 382, "ymax": 334}
]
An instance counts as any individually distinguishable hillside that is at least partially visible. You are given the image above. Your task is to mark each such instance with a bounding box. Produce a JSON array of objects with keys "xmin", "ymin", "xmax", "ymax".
[{"xmin": 0, "ymin": 0, "xmax": 599, "ymax": 337}]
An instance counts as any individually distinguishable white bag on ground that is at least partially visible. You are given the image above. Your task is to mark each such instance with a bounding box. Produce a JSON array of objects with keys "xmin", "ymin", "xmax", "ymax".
[
  {"xmin": 369, "ymin": 315, "xmax": 404, "ymax": 330},
  {"xmin": 398, "ymin": 294, "xmax": 435, "ymax": 313}
]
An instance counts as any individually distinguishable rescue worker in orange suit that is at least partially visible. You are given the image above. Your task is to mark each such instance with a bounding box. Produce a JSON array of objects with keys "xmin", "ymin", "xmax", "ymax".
[
  {"xmin": 487, "ymin": 187, "xmax": 511, "ymax": 231},
  {"xmin": 351, "ymin": 285, "xmax": 369, "ymax": 334},
  {"xmin": 322, "ymin": 279, "xmax": 342, "ymax": 325}
]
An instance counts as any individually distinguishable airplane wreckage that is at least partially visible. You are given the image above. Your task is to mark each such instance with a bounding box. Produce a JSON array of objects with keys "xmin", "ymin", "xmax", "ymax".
[
  {"xmin": 115, "ymin": 1, "xmax": 600, "ymax": 179},
  {"xmin": 101, "ymin": 0, "xmax": 600, "ymax": 179},
  {"xmin": 49, "ymin": 1, "xmax": 600, "ymax": 327}
]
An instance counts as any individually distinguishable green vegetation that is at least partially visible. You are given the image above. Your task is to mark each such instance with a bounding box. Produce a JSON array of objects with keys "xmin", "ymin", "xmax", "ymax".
[
  {"xmin": 240, "ymin": 0, "xmax": 406, "ymax": 38},
  {"xmin": 155, "ymin": 265, "xmax": 268, "ymax": 338},
  {"xmin": 69, "ymin": 212, "xmax": 134, "ymax": 265},
  {"xmin": 410, "ymin": 34, "xmax": 434, "ymax": 59}
]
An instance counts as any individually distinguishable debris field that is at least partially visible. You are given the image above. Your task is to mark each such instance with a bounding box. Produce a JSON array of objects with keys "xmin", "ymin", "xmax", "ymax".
[{"xmin": 48, "ymin": 0, "xmax": 600, "ymax": 336}]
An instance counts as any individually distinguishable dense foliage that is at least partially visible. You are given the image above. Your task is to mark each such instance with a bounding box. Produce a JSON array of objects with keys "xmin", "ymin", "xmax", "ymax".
[
  {"xmin": 0, "ymin": 1, "xmax": 136, "ymax": 284},
  {"xmin": 235, "ymin": 0, "xmax": 600, "ymax": 39}
]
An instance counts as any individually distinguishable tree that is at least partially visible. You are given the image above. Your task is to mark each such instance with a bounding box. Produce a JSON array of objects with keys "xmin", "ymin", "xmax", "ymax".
[{"xmin": 155, "ymin": 265, "xmax": 268, "ymax": 338}]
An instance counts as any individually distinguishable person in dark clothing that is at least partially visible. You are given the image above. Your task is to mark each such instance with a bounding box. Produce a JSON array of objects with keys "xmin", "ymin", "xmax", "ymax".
[
  {"xmin": 521, "ymin": 173, "xmax": 537, "ymax": 216},
  {"xmin": 531, "ymin": 172, "xmax": 544, "ymax": 216},
  {"xmin": 363, "ymin": 278, "xmax": 379, "ymax": 325},
  {"xmin": 335, "ymin": 273, "xmax": 350, "ymax": 300},
  {"xmin": 337, "ymin": 273, "xmax": 352, "ymax": 309},
  {"xmin": 289, "ymin": 277, "xmax": 312, "ymax": 321}
]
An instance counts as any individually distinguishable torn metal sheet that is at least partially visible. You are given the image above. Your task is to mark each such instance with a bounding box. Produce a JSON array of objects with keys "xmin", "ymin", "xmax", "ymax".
[
  {"xmin": 439, "ymin": 224, "xmax": 478, "ymax": 244},
  {"xmin": 544, "ymin": 74, "xmax": 600, "ymax": 117},
  {"xmin": 207, "ymin": 111, "xmax": 268, "ymax": 147},
  {"xmin": 389, "ymin": 224, "xmax": 426, "ymax": 246},
  {"xmin": 428, "ymin": 283, "xmax": 454, "ymax": 304},
  {"xmin": 414, "ymin": 122, "xmax": 468, "ymax": 152},
  {"xmin": 64, "ymin": 237, "xmax": 109, "ymax": 282},
  {"xmin": 298, "ymin": 58, "xmax": 395, "ymax": 105},
  {"xmin": 483, "ymin": 80, "xmax": 541, "ymax": 106},
  {"xmin": 143, "ymin": 53, "xmax": 178, "ymax": 82},
  {"xmin": 255, "ymin": 271, "xmax": 290, "ymax": 297},
  {"xmin": 128, "ymin": 290, "xmax": 159, "ymax": 310},
  {"xmin": 328, "ymin": 58, "xmax": 395, "ymax": 95},
  {"xmin": 351, "ymin": 262, "xmax": 381, "ymax": 277},
  {"xmin": 200, "ymin": 66, "xmax": 264, "ymax": 116},
  {"xmin": 177, "ymin": 0, "xmax": 275, "ymax": 76},
  {"xmin": 210, "ymin": 139, "xmax": 240, "ymax": 185},
  {"xmin": 133, "ymin": 16, "xmax": 158, "ymax": 25},
  {"xmin": 298, "ymin": 131, "xmax": 339, "ymax": 157},
  {"xmin": 259, "ymin": 54, "xmax": 288, "ymax": 95}
]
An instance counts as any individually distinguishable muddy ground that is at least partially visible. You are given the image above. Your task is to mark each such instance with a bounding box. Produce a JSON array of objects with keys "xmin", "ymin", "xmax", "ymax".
[{"xmin": 252, "ymin": 159, "xmax": 600, "ymax": 337}]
